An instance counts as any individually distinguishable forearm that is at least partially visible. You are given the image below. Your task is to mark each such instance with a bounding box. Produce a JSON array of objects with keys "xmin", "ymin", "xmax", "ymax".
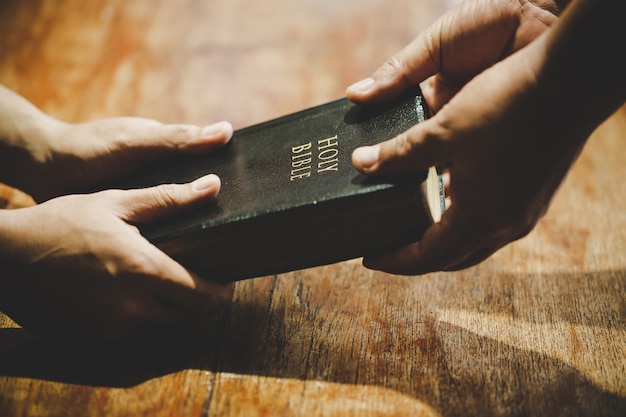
[
  {"xmin": 0, "ymin": 85, "xmax": 63, "ymax": 190},
  {"xmin": 534, "ymin": 0, "xmax": 626, "ymax": 135}
]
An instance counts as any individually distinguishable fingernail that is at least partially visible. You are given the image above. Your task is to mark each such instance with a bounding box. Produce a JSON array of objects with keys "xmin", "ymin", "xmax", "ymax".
[
  {"xmin": 347, "ymin": 77, "xmax": 375, "ymax": 95},
  {"xmin": 352, "ymin": 145, "xmax": 380, "ymax": 169},
  {"xmin": 201, "ymin": 121, "xmax": 233, "ymax": 139},
  {"xmin": 192, "ymin": 174, "xmax": 220, "ymax": 191}
]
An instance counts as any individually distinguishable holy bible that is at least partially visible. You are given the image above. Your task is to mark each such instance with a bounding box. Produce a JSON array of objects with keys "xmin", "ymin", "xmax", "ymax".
[{"xmin": 111, "ymin": 88, "xmax": 445, "ymax": 282}]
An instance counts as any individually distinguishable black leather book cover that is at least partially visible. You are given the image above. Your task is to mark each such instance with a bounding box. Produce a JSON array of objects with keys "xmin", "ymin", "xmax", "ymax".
[{"xmin": 111, "ymin": 88, "xmax": 443, "ymax": 282}]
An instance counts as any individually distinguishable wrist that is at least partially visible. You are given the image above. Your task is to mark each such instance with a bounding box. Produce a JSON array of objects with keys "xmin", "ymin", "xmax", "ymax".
[{"xmin": 0, "ymin": 86, "xmax": 65, "ymax": 194}]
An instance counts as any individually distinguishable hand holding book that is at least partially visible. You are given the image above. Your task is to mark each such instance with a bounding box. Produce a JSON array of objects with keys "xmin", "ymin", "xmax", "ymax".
[
  {"xmin": 0, "ymin": 85, "xmax": 235, "ymax": 338},
  {"xmin": 347, "ymin": 0, "xmax": 626, "ymax": 274},
  {"xmin": 109, "ymin": 88, "xmax": 445, "ymax": 282}
]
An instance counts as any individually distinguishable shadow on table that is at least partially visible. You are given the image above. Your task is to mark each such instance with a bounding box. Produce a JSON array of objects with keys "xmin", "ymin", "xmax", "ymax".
[
  {"xmin": 0, "ymin": 319, "xmax": 214, "ymax": 387},
  {"xmin": 1, "ymin": 270, "xmax": 625, "ymax": 416}
]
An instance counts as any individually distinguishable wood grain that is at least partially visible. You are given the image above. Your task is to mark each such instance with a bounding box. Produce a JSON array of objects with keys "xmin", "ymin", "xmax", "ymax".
[{"xmin": 1, "ymin": 1, "xmax": 625, "ymax": 416}]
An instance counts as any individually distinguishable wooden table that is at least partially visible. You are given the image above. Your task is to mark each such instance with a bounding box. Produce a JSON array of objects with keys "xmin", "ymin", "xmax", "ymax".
[{"xmin": 1, "ymin": 1, "xmax": 625, "ymax": 416}]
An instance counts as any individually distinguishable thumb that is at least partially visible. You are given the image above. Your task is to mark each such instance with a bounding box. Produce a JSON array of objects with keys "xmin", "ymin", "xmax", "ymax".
[
  {"xmin": 113, "ymin": 173, "xmax": 221, "ymax": 224},
  {"xmin": 351, "ymin": 119, "xmax": 447, "ymax": 176},
  {"xmin": 346, "ymin": 24, "xmax": 441, "ymax": 104}
]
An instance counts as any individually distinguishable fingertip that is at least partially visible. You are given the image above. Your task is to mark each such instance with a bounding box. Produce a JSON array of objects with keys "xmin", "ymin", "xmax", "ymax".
[
  {"xmin": 191, "ymin": 173, "xmax": 221, "ymax": 193},
  {"xmin": 363, "ymin": 243, "xmax": 439, "ymax": 276},
  {"xmin": 346, "ymin": 77, "xmax": 376, "ymax": 101},
  {"xmin": 201, "ymin": 121, "xmax": 233, "ymax": 143},
  {"xmin": 352, "ymin": 145, "xmax": 380, "ymax": 173},
  {"xmin": 152, "ymin": 121, "xmax": 234, "ymax": 156}
]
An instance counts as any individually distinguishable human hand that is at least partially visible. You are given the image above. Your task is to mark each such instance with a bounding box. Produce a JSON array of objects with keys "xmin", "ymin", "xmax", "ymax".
[
  {"xmin": 345, "ymin": 0, "xmax": 591, "ymax": 275},
  {"xmin": 346, "ymin": 0, "xmax": 563, "ymax": 112},
  {"xmin": 0, "ymin": 84, "xmax": 233, "ymax": 202},
  {"xmin": 0, "ymin": 174, "xmax": 234, "ymax": 339},
  {"xmin": 26, "ymin": 117, "xmax": 233, "ymax": 202}
]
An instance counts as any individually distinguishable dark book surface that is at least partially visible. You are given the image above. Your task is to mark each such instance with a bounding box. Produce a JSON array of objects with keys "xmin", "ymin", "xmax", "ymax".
[{"xmin": 111, "ymin": 88, "xmax": 444, "ymax": 282}]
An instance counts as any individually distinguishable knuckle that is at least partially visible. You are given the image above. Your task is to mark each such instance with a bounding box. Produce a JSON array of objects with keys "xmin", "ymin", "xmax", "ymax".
[
  {"xmin": 98, "ymin": 188, "xmax": 126, "ymax": 202},
  {"xmin": 382, "ymin": 55, "xmax": 404, "ymax": 76},
  {"xmin": 390, "ymin": 128, "xmax": 433, "ymax": 159},
  {"xmin": 378, "ymin": 54, "xmax": 412, "ymax": 86},
  {"xmin": 153, "ymin": 183, "xmax": 185, "ymax": 206},
  {"xmin": 392, "ymin": 131, "xmax": 414, "ymax": 157},
  {"xmin": 162, "ymin": 125, "xmax": 195, "ymax": 149},
  {"xmin": 420, "ymin": 128, "xmax": 442, "ymax": 151},
  {"xmin": 112, "ymin": 131, "xmax": 132, "ymax": 148},
  {"xmin": 109, "ymin": 124, "xmax": 144, "ymax": 150}
]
